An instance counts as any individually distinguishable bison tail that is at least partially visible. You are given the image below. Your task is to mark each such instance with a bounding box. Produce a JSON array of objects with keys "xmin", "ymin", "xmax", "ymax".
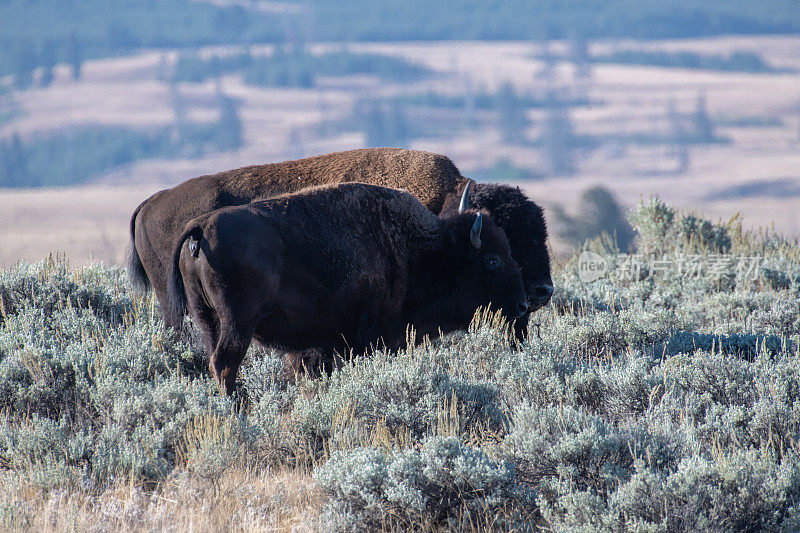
[
  {"xmin": 126, "ymin": 200, "xmax": 151, "ymax": 292},
  {"xmin": 167, "ymin": 224, "xmax": 203, "ymax": 329}
]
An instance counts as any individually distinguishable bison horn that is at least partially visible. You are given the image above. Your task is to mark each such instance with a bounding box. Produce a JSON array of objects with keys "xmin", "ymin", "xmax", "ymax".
[
  {"xmin": 470, "ymin": 212, "xmax": 482, "ymax": 249},
  {"xmin": 458, "ymin": 180, "xmax": 472, "ymax": 213}
]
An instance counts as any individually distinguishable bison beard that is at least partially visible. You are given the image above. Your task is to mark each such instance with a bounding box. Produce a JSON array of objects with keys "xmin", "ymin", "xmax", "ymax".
[
  {"xmin": 128, "ymin": 148, "xmax": 552, "ymax": 340},
  {"xmin": 167, "ymin": 183, "xmax": 527, "ymax": 395}
]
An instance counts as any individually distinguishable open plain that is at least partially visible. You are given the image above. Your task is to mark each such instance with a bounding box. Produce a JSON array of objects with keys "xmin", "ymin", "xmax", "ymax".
[{"xmin": 1, "ymin": 35, "xmax": 799, "ymax": 265}]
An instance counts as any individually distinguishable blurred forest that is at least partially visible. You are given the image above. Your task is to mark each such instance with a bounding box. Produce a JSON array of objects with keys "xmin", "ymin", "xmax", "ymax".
[
  {"xmin": 1, "ymin": 0, "xmax": 799, "ymax": 263},
  {"xmin": 2, "ymin": 0, "xmax": 799, "ymax": 79}
]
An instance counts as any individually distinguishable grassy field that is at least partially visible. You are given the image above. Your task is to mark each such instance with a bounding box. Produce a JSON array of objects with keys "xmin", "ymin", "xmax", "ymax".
[{"xmin": 1, "ymin": 199, "xmax": 798, "ymax": 531}]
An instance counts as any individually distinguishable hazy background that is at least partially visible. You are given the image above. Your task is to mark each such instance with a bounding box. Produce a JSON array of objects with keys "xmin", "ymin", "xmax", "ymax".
[{"xmin": 1, "ymin": 0, "xmax": 799, "ymax": 266}]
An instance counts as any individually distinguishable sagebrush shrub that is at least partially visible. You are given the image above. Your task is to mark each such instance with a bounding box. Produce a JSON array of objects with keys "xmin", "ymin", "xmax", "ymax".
[
  {"xmin": 1, "ymin": 197, "xmax": 799, "ymax": 530},
  {"xmin": 315, "ymin": 436, "xmax": 533, "ymax": 530}
]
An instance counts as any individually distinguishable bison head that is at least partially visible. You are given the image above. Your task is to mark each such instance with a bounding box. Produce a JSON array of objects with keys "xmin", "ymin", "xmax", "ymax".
[
  {"xmin": 444, "ymin": 181, "xmax": 553, "ymax": 314},
  {"xmin": 437, "ymin": 197, "xmax": 528, "ymax": 326}
]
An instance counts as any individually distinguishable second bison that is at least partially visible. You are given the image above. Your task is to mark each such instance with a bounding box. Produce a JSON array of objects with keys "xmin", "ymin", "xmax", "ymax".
[
  {"xmin": 168, "ymin": 182, "xmax": 527, "ymax": 394},
  {"xmin": 128, "ymin": 148, "xmax": 552, "ymax": 339}
]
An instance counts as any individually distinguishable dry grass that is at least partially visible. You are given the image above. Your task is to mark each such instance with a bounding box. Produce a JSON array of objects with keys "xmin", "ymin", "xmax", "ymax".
[
  {"xmin": 0, "ymin": 463, "xmax": 321, "ymax": 532},
  {"xmin": 0, "ymin": 185, "xmax": 145, "ymax": 267},
  {"xmin": 0, "ymin": 396, "xmax": 516, "ymax": 532}
]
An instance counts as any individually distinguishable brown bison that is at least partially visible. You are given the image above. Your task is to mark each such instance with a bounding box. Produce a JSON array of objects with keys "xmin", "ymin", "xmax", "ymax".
[
  {"xmin": 128, "ymin": 148, "xmax": 552, "ymax": 339},
  {"xmin": 167, "ymin": 182, "xmax": 527, "ymax": 394}
]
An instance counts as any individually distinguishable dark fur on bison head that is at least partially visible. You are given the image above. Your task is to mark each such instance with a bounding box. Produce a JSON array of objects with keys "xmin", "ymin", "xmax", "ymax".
[{"xmin": 442, "ymin": 182, "xmax": 553, "ymax": 313}]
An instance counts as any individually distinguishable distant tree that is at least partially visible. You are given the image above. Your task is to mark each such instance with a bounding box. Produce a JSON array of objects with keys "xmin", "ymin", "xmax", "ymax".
[
  {"xmin": 497, "ymin": 82, "xmax": 530, "ymax": 144},
  {"xmin": 692, "ymin": 92, "xmax": 715, "ymax": 142},
  {"xmin": 157, "ymin": 52, "xmax": 170, "ymax": 82},
  {"xmin": 0, "ymin": 134, "xmax": 29, "ymax": 187},
  {"xmin": 484, "ymin": 158, "xmax": 541, "ymax": 181},
  {"xmin": 243, "ymin": 45, "xmax": 314, "ymax": 88},
  {"xmin": 107, "ymin": 22, "xmax": 139, "ymax": 51},
  {"xmin": 214, "ymin": 90, "xmax": 243, "ymax": 151},
  {"xmin": 363, "ymin": 104, "xmax": 385, "ymax": 146},
  {"xmin": 462, "ymin": 74, "xmax": 477, "ymax": 128},
  {"xmin": 569, "ymin": 31, "xmax": 592, "ymax": 83},
  {"xmin": 363, "ymin": 101, "xmax": 409, "ymax": 147},
  {"xmin": 667, "ymin": 98, "xmax": 690, "ymax": 174},
  {"xmin": 541, "ymin": 93, "xmax": 576, "ymax": 176},
  {"xmin": 536, "ymin": 41, "xmax": 557, "ymax": 82},
  {"xmin": 385, "ymin": 100, "xmax": 409, "ymax": 146},
  {"xmin": 169, "ymin": 82, "xmax": 188, "ymax": 150},
  {"xmin": 215, "ymin": 6, "xmax": 248, "ymax": 37},
  {"xmin": 288, "ymin": 127, "xmax": 304, "ymax": 160},
  {"xmin": 40, "ymin": 39, "xmax": 57, "ymax": 87},
  {"xmin": 13, "ymin": 41, "xmax": 36, "ymax": 89},
  {"xmin": 286, "ymin": 50, "xmax": 314, "ymax": 88},
  {"xmin": 579, "ymin": 186, "xmax": 635, "ymax": 250},
  {"xmin": 569, "ymin": 31, "xmax": 592, "ymax": 101},
  {"xmin": 173, "ymin": 51, "xmax": 207, "ymax": 83},
  {"xmin": 553, "ymin": 185, "xmax": 634, "ymax": 250},
  {"xmin": 66, "ymin": 34, "xmax": 83, "ymax": 81}
]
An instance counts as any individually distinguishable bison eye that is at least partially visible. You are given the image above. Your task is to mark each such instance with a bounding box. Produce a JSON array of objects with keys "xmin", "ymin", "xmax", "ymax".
[{"xmin": 485, "ymin": 254, "xmax": 502, "ymax": 271}]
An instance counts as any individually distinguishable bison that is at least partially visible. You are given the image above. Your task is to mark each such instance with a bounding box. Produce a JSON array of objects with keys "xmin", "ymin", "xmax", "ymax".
[
  {"xmin": 167, "ymin": 182, "xmax": 527, "ymax": 394},
  {"xmin": 128, "ymin": 148, "xmax": 552, "ymax": 340}
]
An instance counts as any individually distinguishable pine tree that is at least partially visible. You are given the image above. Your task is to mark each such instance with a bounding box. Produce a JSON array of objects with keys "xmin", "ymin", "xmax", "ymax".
[
  {"xmin": 288, "ymin": 128, "xmax": 304, "ymax": 160},
  {"xmin": 542, "ymin": 93, "xmax": 576, "ymax": 176},
  {"xmin": 363, "ymin": 102, "xmax": 409, "ymax": 147},
  {"xmin": 169, "ymin": 82, "xmax": 188, "ymax": 150},
  {"xmin": 667, "ymin": 98, "xmax": 690, "ymax": 174},
  {"xmin": 579, "ymin": 186, "xmax": 634, "ymax": 250},
  {"xmin": 462, "ymin": 74, "xmax": 476, "ymax": 128},
  {"xmin": 569, "ymin": 31, "xmax": 591, "ymax": 83},
  {"xmin": 0, "ymin": 134, "xmax": 28, "ymax": 187},
  {"xmin": 214, "ymin": 89, "xmax": 243, "ymax": 151},
  {"xmin": 692, "ymin": 92, "xmax": 714, "ymax": 142},
  {"xmin": 13, "ymin": 41, "xmax": 36, "ymax": 89},
  {"xmin": 385, "ymin": 100, "xmax": 409, "ymax": 147},
  {"xmin": 568, "ymin": 31, "xmax": 592, "ymax": 101},
  {"xmin": 66, "ymin": 34, "xmax": 83, "ymax": 81},
  {"xmin": 552, "ymin": 186, "xmax": 634, "ymax": 250},
  {"xmin": 497, "ymin": 82, "xmax": 529, "ymax": 144},
  {"xmin": 363, "ymin": 104, "xmax": 385, "ymax": 147},
  {"xmin": 40, "ymin": 39, "xmax": 57, "ymax": 88},
  {"xmin": 536, "ymin": 40, "xmax": 556, "ymax": 82}
]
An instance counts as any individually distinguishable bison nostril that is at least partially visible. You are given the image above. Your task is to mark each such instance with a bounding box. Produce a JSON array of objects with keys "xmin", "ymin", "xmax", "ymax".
[
  {"xmin": 534, "ymin": 286, "xmax": 552, "ymax": 298},
  {"xmin": 529, "ymin": 283, "xmax": 554, "ymax": 305},
  {"xmin": 517, "ymin": 301, "xmax": 529, "ymax": 316}
]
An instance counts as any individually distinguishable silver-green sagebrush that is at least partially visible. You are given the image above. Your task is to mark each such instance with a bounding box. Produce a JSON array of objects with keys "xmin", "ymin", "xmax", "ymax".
[{"xmin": 0, "ymin": 198, "xmax": 799, "ymax": 531}]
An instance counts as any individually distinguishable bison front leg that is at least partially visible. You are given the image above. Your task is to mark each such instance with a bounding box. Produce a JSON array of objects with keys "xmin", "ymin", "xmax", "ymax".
[
  {"xmin": 512, "ymin": 312, "xmax": 530, "ymax": 344},
  {"xmin": 210, "ymin": 319, "xmax": 256, "ymax": 395}
]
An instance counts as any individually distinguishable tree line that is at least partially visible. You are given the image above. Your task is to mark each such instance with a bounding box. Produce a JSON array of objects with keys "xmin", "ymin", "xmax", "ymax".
[
  {"xmin": 0, "ymin": 87, "xmax": 243, "ymax": 188},
  {"xmin": 2, "ymin": 0, "xmax": 798, "ymax": 79},
  {"xmin": 172, "ymin": 47, "xmax": 431, "ymax": 88}
]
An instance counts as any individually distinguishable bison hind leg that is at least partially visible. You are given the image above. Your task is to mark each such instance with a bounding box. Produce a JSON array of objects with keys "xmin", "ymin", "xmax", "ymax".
[
  {"xmin": 211, "ymin": 320, "xmax": 257, "ymax": 395},
  {"xmin": 284, "ymin": 348, "xmax": 323, "ymax": 377},
  {"xmin": 283, "ymin": 347, "xmax": 347, "ymax": 378}
]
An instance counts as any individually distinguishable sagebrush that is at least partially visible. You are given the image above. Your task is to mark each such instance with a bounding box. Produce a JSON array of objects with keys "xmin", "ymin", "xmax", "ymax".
[{"xmin": 1, "ymin": 200, "xmax": 799, "ymax": 531}]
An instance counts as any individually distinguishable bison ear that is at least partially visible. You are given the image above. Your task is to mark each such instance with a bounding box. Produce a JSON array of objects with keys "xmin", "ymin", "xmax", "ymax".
[
  {"xmin": 458, "ymin": 180, "xmax": 472, "ymax": 213},
  {"xmin": 470, "ymin": 213, "xmax": 482, "ymax": 249}
]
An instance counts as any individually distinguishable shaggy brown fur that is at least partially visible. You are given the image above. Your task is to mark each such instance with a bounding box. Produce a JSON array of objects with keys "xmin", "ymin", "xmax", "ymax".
[
  {"xmin": 167, "ymin": 183, "xmax": 527, "ymax": 394},
  {"xmin": 128, "ymin": 148, "xmax": 552, "ymax": 337}
]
